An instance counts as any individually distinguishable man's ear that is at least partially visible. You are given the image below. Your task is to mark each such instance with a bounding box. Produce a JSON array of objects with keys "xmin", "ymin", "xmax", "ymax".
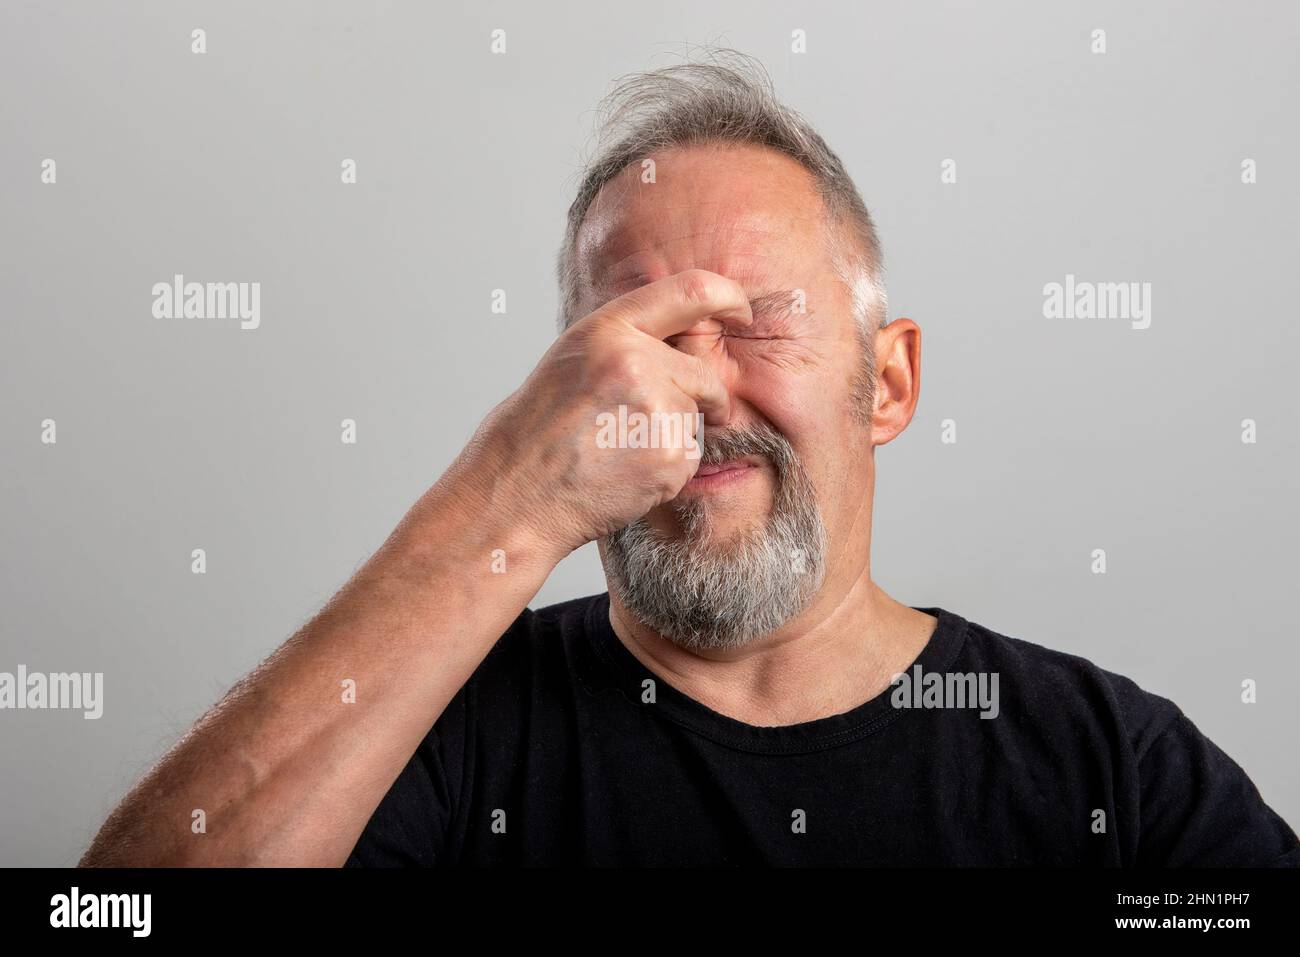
[{"xmin": 870, "ymin": 318, "xmax": 922, "ymax": 447}]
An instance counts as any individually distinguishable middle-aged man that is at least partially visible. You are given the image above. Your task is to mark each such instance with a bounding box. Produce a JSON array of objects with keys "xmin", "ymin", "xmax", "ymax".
[{"xmin": 82, "ymin": 53, "xmax": 1298, "ymax": 867}]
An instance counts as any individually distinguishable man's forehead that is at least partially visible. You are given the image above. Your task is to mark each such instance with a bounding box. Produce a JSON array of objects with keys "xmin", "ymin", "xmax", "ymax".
[
  {"xmin": 581, "ymin": 209, "xmax": 825, "ymax": 298},
  {"xmin": 578, "ymin": 146, "xmax": 830, "ymax": 292},
  {"xmin": 585, "ymin": 199, "xmax": 779, "ymax": 260}
]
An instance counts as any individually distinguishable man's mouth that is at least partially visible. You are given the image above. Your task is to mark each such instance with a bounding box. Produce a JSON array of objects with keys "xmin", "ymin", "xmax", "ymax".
[
  {"xmin": 681, "ymin": 457, "xmax": 760, "ymax": 493},
  {"xmin": 696, "ymin": 459, "xmax": 753, "ymax": 477}
]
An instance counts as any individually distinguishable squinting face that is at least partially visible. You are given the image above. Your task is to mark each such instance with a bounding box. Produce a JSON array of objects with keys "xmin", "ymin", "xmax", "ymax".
[{"xmin": 576, "ymin": 143, "xmax": 874, "ymax": 565}]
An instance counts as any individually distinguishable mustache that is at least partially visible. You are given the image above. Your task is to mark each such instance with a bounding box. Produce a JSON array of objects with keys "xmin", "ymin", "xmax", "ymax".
[
  {"xmin": 697, "ymin": 421, "xmax": 796, "ymax": 471},
  {"xmin": 603, "ymin": 416, "xmax": 828, "ymax": 651}
]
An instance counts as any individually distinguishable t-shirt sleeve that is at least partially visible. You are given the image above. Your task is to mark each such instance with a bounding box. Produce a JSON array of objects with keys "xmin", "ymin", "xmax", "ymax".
[
  {"xmin": 344, "ymin": 690, "xmax": 468, "ymax": 868},
  {"xmin": 1135, "ymin": 709, "xmax": 1300, "ymax": 866},
  {"xmin": 343, "ymin": 607, "xmax": 536, "ymax": 867}
]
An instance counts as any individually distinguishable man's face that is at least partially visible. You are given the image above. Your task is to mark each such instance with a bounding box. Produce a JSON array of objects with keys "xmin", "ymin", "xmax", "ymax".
[{"xmin": 576, "ymin": 143, "xmax": 876, "ymax": 649}]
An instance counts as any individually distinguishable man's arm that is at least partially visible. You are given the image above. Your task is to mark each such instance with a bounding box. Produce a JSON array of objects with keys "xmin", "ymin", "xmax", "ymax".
[
  {"xmin": 80, "ymin": 446, "xmax": 562, "ymax": 867},
  {"xmin": 79, "ymin": 269, "xmax": 752, "ymax": 867}
]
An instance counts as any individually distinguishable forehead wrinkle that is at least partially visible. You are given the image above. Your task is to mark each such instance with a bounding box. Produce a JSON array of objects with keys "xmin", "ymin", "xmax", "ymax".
[
  {"xmin": 589, "ymin": 213, "xmax": 775, "ymax": 268},
  {"xmin": 582, "ymin": 188, "xmax": 790, "ymax": 264},
  {"xmin": 589, "ymin": 233, "xmax": 793, "ymax": 305}
]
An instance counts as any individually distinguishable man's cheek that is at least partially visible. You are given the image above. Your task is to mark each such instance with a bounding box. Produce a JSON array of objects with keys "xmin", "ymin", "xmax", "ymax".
[{"xmin": 739, "ymin": 368, "xmax": 815, "ymax": 434}]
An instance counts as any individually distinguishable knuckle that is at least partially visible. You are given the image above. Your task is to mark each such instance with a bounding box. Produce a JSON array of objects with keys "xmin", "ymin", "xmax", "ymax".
[
  {"xmin": 610, "ymin": 352, "xmax": 645, "ymax": 385},
  {"xmin": 677, "ymin": 269, "xmax": 714, "ymax": 307},
  {"xmin": 589, "ymin": 345, "xmax": 641, "ymax": 386},
  {"xmin": 653, "ymin": 472, "xmax": 681, "ymax": 502},
  {"xmin": 654, "ymin": 441, "xmax": 681, "ymax": 465}
]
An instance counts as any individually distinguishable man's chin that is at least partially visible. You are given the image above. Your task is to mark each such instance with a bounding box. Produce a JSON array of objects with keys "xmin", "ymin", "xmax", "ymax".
[
  {"xmin": 654, "ymin": 500, "xmax": 769, "ymax": 550},
  {"xmin": 653, "ymin": 522, "xmax": 761, "ymax": 558}
]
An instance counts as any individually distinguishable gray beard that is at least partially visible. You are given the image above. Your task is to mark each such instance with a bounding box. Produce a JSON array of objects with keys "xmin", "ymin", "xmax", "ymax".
[{"xmin": 601, "ymin": 420, "xmax": 827, "ymax": 653}]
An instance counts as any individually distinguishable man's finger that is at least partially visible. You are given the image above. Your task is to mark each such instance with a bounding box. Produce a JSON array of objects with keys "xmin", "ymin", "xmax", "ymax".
[
  {"xmin": 665, "ymin": 349, "xmax": 731, "ymax": 427},
  {"xmin": 595, "ymin": 269, "xmax": 754, "ymax": 341}
]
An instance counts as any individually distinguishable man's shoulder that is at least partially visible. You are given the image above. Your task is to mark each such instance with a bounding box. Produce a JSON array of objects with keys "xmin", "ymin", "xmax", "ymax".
[
  {"xmin": 469, "ymin": 593, "xmax": 607, "ymax": 680},
  {"xmin": 945, "ymin": 607, "xmax": 1185, "ymax": 754},
  {"xmin": 492, "ymin": 593, "xmax": 604, "ymax": 646},
  {"xmin": 950, "ymin": 609, "xmax": 1298, "ymax": 864},
  {"xmin": 529, "ymin": 593, "xmax": 607, "ymax": 632}
]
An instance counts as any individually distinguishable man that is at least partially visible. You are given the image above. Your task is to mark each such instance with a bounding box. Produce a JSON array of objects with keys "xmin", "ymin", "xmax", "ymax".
[{"xmin": 82, "ymin": 53, "xmax": 1297, "ymax": 867}]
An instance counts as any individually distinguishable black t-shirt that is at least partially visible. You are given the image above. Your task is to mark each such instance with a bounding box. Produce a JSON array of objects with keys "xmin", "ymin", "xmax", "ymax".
[{"xmin": 345, "ymin": 594, "xmax": 1299, "ymax": 866}]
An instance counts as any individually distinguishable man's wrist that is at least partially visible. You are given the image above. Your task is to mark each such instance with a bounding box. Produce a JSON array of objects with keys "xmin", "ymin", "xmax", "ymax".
[{"xmin": 396, "ymin": 458, "xmax": 570, "ymax": 585}]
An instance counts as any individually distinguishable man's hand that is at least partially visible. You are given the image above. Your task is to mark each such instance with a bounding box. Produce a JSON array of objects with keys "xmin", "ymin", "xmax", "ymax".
[{"xmin": 465, "ymin": 269, "xmax": 754, "ymax": 559}]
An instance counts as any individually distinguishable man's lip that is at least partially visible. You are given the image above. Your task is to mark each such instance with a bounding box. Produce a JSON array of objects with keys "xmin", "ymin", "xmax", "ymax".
[
  {"xmin": 693, "ymin": 457, "xmax": 759, "ymax": 477},
  {"xmin": 678, "ymin": 455, "xmax": 763, "ymax": 497}
]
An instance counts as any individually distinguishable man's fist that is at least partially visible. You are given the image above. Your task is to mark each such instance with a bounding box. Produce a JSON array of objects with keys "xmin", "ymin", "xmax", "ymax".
[{"xmin": 462, "ymin": 269, "xmax": 754, "ymax": 561}]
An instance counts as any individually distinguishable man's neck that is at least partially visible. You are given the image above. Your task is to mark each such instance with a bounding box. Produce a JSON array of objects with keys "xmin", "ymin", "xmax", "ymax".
[{"xmin": 606, "ymin": 572, "xmax": 937, "ymax": 728}]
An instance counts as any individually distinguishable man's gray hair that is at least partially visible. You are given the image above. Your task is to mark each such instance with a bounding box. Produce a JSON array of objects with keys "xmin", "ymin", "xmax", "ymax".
[{"xmin": 555, "ymin": 50, "xmax": 887, "ymax": 344}]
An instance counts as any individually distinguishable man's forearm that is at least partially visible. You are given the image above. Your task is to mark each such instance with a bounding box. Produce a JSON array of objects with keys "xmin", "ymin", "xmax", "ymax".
[
  {"xmin": 78, "ymin": 268, "xmax": 733, "ymax": 867},
  {"xmin": 79, "ymin": 461, "xmax": 562, "ymax": 867}
]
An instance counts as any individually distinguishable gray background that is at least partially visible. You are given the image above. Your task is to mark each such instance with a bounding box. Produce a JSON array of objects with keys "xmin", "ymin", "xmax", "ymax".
[{"xmin": 1, "ymin": 1, "xmax": 1296, "ymax": 866}]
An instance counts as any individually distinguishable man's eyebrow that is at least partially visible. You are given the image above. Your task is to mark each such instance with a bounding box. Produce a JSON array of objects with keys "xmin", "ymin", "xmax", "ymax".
[{"xmin": 748, "ymin": 289, "xmax": 802, "ymax": 316}]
